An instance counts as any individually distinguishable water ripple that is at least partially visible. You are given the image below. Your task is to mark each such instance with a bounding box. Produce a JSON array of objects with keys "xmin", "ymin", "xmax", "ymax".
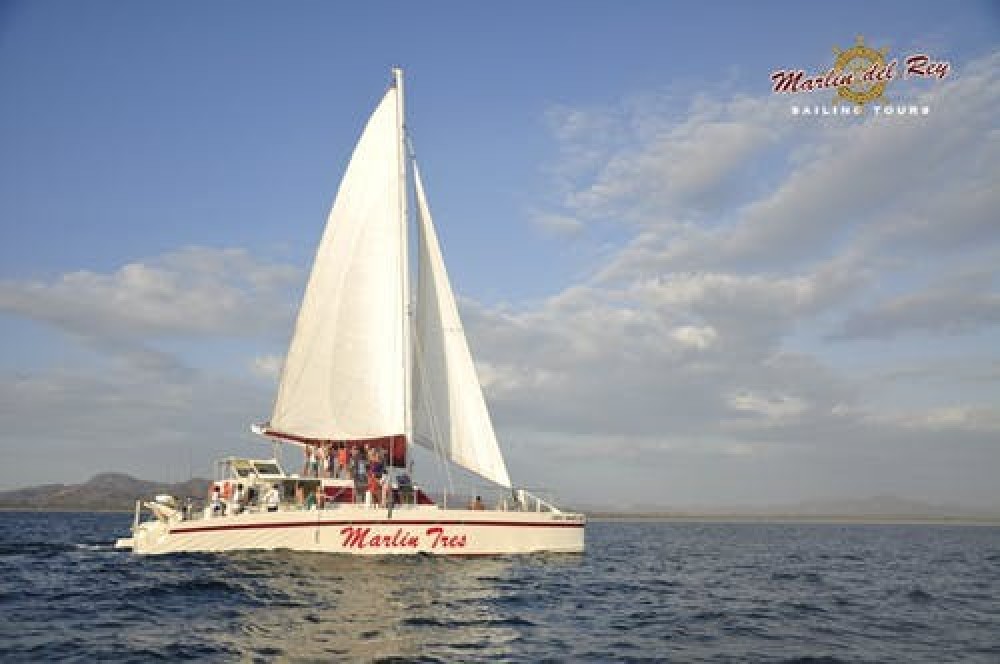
[{"xmin": 0, "ymin": 515, "xmax": 998, "ymax": 662}]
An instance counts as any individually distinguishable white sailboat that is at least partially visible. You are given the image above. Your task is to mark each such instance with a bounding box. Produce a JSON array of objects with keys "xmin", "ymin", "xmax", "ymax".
[{"xmin": 116, "ymin": 69, "xmax": 585, "ymax": 555}]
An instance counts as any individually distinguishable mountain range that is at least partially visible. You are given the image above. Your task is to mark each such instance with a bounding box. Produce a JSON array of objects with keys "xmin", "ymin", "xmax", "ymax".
[{"xmin": 0, "ymin": 473, "xmax": 211, "ymax": 512}]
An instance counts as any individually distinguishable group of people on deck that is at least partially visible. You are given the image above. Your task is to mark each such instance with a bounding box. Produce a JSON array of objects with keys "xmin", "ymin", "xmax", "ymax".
[
  {"xmin": 302, "ymin": 443, "xmax": 393, "ymax": 506},
  {"xmin": 209, "ymin": 482, "xmax": 281, "ymax": 516}
]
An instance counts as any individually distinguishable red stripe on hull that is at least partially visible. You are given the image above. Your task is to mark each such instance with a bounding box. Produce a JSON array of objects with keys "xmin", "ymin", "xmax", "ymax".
[{"xmin": 171, "ymin": 518, "xmax": 584, "ymax": 535}]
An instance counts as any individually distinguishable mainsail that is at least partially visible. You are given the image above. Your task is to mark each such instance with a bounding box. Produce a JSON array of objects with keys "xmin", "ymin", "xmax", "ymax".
[
  {"xmin": 411, "ymin": 164, "xmax": 512, "ymax": 488},
  {"xmin": 265, "ymin": 70, "xmax": 511, "ymax": 488},
  {"xmin": 269, "ymin": 85, "xmax": 405, "ymax": 441}
]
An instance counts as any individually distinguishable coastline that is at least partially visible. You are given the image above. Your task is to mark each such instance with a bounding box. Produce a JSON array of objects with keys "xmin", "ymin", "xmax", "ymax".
[{"xmin": 586, "ymin": 513, "xmax": 1000, "ymax": 526}]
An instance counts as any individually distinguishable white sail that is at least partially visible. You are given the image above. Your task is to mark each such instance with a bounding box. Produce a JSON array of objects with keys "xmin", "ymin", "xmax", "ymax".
[
  {"xmin": 411, "ymin": 164, "xmax": 512, "ymax": 488},
  {"xmin": 120, "ymin": 71, "xmax": 585, "ymax": 559},
  {"xmin": 269, "ymin": 85, "xmax": 405, "ymax": 440}
]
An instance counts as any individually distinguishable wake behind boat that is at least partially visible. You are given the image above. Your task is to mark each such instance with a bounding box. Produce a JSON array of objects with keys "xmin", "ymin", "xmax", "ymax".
[{"xmin": 115, "ymin": 68, "xmax": 585, "ymax": 556}]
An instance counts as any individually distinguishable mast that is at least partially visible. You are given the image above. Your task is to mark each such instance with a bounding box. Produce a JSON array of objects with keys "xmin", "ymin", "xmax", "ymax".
[{"xmin": 393, "ymin": 66, "xmax": 413, "ymax": 464}]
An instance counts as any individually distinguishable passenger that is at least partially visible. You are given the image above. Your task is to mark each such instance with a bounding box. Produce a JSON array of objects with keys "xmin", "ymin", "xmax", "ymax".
[
  {"xmin": 233, "ymin": 483, "xmax": 245, "ymax": 515},
  {"xmin": 305, "ymin": 489, "xmax": 317, "ymax": 510},
  {"xmin": 355, "ymin": 454, "xmax": 368, "ymax": 500},
  {"xmin": 380, "ymin": 472, "xmax": 392, "ymax": 507},
  {"xmin": 210, "ymin": 484, "xmax": 223, "ymax": 516},
  {"xmin": 302, "ymin": 446, "xmax": 312, "ymax": 477},
  {"xmin": 338, "ymin": 444, "xmax": 349, "ymax": 479},
  {"xmin": 265, "ymin": 484, "xmax": 280, "ymax": 512},
  {"xmin": 471, "ymin": 495, "xmax": 485, "ymax": 511},
  {"xmin": 310, "ymin": 446, "xmax": 320, "ymax": 477},
  {"xmin": 367, "ymin": 471, "xmax": 380, "ymax": 507},
  {"xmin": 348, "ymin": 447, "xmax": 359, "ymax": 480},
  {"xmin": 294, "ymin": 482, "xmax": 305, "ymax": 507},
  {"xmin": 325, "ymin": 443, "xmax": 335, "ymax": 478},
  {"xmin": 316, "ymin": 444, "xmax": 324, "ymax": 478}
]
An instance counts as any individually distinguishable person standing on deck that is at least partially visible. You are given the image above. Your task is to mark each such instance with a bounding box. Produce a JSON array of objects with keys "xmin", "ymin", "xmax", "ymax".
[
  {"xmin": 232, "ymin": 484, "xmax": 245, "ymax": 515},
  {"xmin": 338, "ymin": 444, "xmax": 349, "ymax": 479},
  {"xmin": 380, "ymin": 472, "xmax": 392, "ymax": 508},
  {"xmin": 367, "ymin": 470, "xmax": 380, "ymax": 507},
  {"xmin": 355, "ymin": 453, "xmax": 368, "ymax": 502},
  {"xmin": 302, "ymin": 447, "xmax": 312, "ymax": 477},
  {"xmin": 210, "ymin": 485, "xmax": 222, "ymax": 516},
  {"xmin": 265, "ymin": 484, "xmax": 280, "ymax": 512},
  {"xmin": 347, "ymin": 447, "xmax": 358, "ymax": 480},
  {"xmin": 315, "ymin": 445, "xmax": 327, "ymax": 478},
  {"xmin": 371, "ymin": 450, "xmax": 384, "ymax": 481}
]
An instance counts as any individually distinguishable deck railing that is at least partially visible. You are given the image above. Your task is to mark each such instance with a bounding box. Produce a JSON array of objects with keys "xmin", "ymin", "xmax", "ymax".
[{"xmin": 147, "ymin": 484, "xmax": 570, "ymax": 524}]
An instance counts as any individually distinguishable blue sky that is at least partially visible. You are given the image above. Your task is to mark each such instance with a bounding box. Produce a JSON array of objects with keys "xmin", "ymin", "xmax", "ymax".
[{"xmin": 1, "ymin": 1, "xmax": 998, "ymax": 508}]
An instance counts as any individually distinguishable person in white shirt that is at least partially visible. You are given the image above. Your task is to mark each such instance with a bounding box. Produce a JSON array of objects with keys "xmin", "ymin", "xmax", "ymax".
[
  {"xmin": 380, "ymin": 473, "xmax": 392, "ymax": 508},
  {"xmin": 265, "ymin": 484, "xmax": 280, "ymax": 512},
  {"xmin": 210, "ymin": 485, "xmax": 222, "ymax": 517},
  {"xmin": 233, "ymin": 484, "xmax": 245, "ymax": 515}
]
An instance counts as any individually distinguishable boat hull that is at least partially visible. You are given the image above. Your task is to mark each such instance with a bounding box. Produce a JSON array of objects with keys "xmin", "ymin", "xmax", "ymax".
[{"xmin": 116, "ymin": 506, "xmax": 585, "ymax": 555}]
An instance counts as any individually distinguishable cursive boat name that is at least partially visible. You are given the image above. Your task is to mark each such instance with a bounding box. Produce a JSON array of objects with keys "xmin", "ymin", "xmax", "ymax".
[{"xmin": 339, "ymin": 525, "xmax": 467, "ymax": 549}]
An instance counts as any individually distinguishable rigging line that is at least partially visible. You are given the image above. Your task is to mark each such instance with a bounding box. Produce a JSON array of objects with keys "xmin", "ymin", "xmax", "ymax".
[{"xmin": 404, "ymin": 133, "xmax": 417, "ymax": 161}]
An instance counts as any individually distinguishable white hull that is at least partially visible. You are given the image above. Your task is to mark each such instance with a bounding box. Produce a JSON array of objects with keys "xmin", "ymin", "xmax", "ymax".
[{"xmin": 117, "ymin": 505, "xmax": 585, "ymax": 556}]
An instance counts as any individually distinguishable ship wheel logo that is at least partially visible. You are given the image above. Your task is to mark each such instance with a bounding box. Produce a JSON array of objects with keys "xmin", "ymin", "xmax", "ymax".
[{"xmin": 832, "ymin": 36, "xmax": 890, "ymax": 106}]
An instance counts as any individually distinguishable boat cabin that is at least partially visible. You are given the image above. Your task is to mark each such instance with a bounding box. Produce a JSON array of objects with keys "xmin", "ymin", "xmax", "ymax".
[{"xmin": 210, "ymin": 456, "xmax": 434, "ymax": 514}]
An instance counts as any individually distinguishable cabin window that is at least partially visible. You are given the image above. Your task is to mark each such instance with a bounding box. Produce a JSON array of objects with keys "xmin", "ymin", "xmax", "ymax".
[{"xmin": 254, "ymin": 462, "xmax": 282, "ymax": 476}]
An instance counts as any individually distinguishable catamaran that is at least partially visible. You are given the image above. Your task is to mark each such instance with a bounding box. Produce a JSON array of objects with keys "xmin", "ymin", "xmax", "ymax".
[{"xmin": 115, "ymin": 69, "xmax": 585, "ymax": 555}]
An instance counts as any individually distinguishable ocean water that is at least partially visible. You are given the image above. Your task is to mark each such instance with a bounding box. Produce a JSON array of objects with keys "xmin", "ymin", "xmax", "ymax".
[{"xmin": 0, "ymin": 513, "xmax": 997, "ymax": 662}]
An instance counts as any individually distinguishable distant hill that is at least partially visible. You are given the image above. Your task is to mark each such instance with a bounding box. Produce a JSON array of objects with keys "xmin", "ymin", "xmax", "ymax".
[
  {"xmin": 0, "ymin": 473, "xmax": 211, "ymax": 512},
  {"xmin": 778, "ymin": 495, "xmax": 996, "ymax": 519}
]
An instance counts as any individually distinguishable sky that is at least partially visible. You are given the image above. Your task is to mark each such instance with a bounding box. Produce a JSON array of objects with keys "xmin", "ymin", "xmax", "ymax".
[{"xmin": 1, "ymin": 0, "xmax": 998, "ymax": 509}]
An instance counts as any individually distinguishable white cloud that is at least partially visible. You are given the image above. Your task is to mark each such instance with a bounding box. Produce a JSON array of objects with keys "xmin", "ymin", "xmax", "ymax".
[
  {"xmin": 464, "ymin": 52, "xmax": 1000, "ymax": 506},
  {"xmin": 670, "ymin": 325, "xmax": 717, "ymax": 349},
  {"xmin": 728, "ymin": 391, "xmax": 808, "ymax": 421},
  {"xmin": 540, "ymin": 53, "xmax": 1000, "ymax": 280},
  {"xmin": 868, "ymin": 404, "xmax": 1000, "ymax": 434},
  {"xmin": 0, "ymin": 362, "xmax": 274, "ymax": 488},
  {"xmin": 251, "ymin": 354, "xmax": 284, "ymax": 379},
  {"xmin": 0, "ymin": 246, "xmax": 301, "ymax": 343},
  {"xmin": 531, "ymin": 211, "xmax": 585, "ymax": 237},
  {"xmin": 0, "ymin": 247, "xmax": 302, "ymax": 487},
  {"xmin": 545, "ymin": 93, "xmax": 794, "ymax": 223},
  {"xmin": 835, "ymin": 272, "xmax": 1000, "ymax": 340}
]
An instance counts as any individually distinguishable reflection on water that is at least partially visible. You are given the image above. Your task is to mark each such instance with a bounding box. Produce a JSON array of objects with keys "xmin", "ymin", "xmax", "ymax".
[{"xmin": 220, "ymin": 553, "xmax": 528, "ymax": 661}]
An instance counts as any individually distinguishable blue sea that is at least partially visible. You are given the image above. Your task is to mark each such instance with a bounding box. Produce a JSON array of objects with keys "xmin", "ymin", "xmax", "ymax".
[{"xmin": 0, "ymin": 512, "xmax": 998, "ymax": 662}]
